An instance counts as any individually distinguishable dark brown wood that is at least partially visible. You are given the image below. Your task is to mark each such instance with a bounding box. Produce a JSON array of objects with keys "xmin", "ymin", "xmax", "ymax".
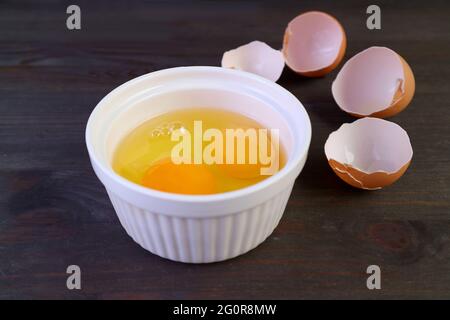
[{"xmin": 0, "ymin": 0, "xmax": 449, "ymax": 299}]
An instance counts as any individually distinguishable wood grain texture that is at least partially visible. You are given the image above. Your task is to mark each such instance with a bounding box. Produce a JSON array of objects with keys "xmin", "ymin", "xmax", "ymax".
[{"xmin": 0, "ymin": 0, "xmax": 449, "ymax": 299}]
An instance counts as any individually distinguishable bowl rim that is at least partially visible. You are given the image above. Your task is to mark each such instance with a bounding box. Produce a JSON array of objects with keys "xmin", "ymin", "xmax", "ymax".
[{"xmin": 85, "ymin": 66, "xmax": 311, "ymax": 204}]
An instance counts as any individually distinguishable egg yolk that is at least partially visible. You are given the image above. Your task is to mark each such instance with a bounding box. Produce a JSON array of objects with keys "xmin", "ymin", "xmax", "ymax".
[
  {"xmin": 113, "ymin": 108, "xmax": 286, "ymax": 194},
  {"xmin": 220, "ymin": 139, "xmax": 276, "ymax": 180},
  {"xmin": 141, "ymin": 159, "xmax": 216, "ymax": 195},
  {"xmin": 221, "ymin": 162, "xmax": 263, "ymax": 180}
]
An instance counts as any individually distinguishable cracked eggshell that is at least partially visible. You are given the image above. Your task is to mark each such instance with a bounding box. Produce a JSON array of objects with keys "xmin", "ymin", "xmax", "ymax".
[
  {"xmin": 324, "ymin": 117, "xmax": 413, "ymax": 190},
  {"xmin": 332, "ymin": 47, "xmax": 415, "ymax": 118},
  {"xmin": 221, "ymin": 41, "xmax": 285, "ymax": 82},
  {"xmin": 282, "ymin": 11, "xmax": 346, "ymax": 77}
]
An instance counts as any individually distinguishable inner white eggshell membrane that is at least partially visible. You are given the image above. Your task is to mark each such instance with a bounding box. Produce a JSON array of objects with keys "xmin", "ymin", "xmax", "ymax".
[
  {"xmin": 284, "ymin": 12, "xmax": 343, "ymax": 72},
  {"xmin": 325, "ymin": 117, "xmax": 412, "ymax": 174},
  {"xmin": 332, "ymin": 47, "xmax": 405, "ymax": 115},
  {"xmin": 221, "ymin": 41, "xmax": 285, "ymax": 82}
]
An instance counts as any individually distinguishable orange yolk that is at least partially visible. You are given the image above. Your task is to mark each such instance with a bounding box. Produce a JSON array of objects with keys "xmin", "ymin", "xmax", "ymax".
[
  {"xmin": 220, "ymin": 145, "xmax": 267, "ymax": 180},
  {"xmin": 221, "ymin": 162, "xmax": 263, "ymax": 180},
  {"xmin": 141, "ymin": 159, "xmax": 216, "ymax": 195}
]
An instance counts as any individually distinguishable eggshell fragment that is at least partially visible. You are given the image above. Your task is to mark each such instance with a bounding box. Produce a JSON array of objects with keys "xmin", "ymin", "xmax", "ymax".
[
  {"xmin": 282, "ymin": 11, "xmax": 346, "ymax": 77},
  {"xmin": 332, "ymin": 47, "xmax": 415, "ymax": 118},
  {"xmin": 221, "ymin": 41, "xmax": 285, "ymax": 82},
  {"xmin": 324, "ymin": 117, "xmax": 413, "ymax": 190}
]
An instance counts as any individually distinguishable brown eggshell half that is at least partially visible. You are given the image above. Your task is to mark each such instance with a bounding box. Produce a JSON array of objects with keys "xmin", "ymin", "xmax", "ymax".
[
  {"xmin": 369, "ymin": 56, "xmax": 415, "ymax": 118},
  {"xmin": 282, "ymin": 11, "xmax": 346, "ymax": 77},
  {"xmin": 332, "ymin": 47, "xmax": 415, "ymax": 118},
  {"xmin": 221, "ymin": 41, "xmax": 285, "ymax": 82},
  {"xmin": 328, "ymin": 159, "xmax": 411, "ymax": 190},
  {"xmin": 324, "ymin": 118, "xmax": 413, "ymax": 190}
]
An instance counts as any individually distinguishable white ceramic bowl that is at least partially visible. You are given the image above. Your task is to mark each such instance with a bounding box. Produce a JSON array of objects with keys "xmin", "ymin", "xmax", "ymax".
[{"xmin": 86, "ymin": 66, "xmax": 311, "ymax": 263}]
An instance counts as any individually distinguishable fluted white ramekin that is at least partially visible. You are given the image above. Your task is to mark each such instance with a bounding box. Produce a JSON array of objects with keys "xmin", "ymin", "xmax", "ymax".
[{"xmin": 86, "ymin": 66, "xmax": 311, "ymax": 263}]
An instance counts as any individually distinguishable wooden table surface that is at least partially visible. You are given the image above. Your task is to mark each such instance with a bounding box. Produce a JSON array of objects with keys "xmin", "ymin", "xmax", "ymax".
[{"xmin": 1, "ymin": 0, "xmax": 449, "ymax": 299}]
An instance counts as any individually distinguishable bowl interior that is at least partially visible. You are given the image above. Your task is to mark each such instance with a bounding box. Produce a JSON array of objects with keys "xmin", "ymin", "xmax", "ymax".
[
  {"xmin": 86, "ymin": 67, "xmax": 311, "ymax": 202},
  {"xmin": 105, "ymin": 87, "xmax": 294, "ymax": 164}
]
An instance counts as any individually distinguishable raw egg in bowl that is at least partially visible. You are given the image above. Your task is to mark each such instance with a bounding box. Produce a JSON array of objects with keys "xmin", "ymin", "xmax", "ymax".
[{"xmin": 86, "ymin": 66, "xmax": 311, "ymax": 263}]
